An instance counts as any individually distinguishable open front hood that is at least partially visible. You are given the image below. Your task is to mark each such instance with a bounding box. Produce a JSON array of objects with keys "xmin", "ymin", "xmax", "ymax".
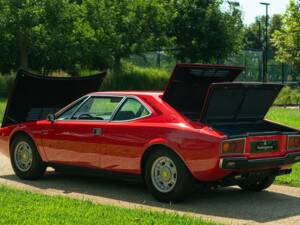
[
  {"xmin": 2, "ymin": 70, "xmax": 106, "ymax": 127},
  {"xmin": 162, "ymin": 64, "xmax": 244, "ymax": 120},
  {"xmin": 200, "ymin": 83, "xmax": 283, "ymax": 124}
]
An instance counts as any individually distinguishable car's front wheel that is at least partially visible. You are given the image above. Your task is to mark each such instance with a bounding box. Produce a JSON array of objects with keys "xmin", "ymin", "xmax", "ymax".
[
  {"xmin": 238, "ymin": 174, "xmax": 275, "ymax": 191},
  {"xmin": 144, "ymin": 148, "xmax": 195, "ymax": 202},
  {"xmin": 10, "ymin": 134, "xmax": 46, "ymax": 180}
]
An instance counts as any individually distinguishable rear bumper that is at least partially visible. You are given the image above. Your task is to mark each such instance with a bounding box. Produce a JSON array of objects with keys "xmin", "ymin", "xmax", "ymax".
[{"xmin": 220, "ymin": 152, "xmax": 300, "ymax": 170}]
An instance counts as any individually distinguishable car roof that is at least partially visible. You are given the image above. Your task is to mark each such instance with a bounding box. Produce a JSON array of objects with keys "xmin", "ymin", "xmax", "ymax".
[{"xmin": 90, "ymin": 91, "xmax": 163, "ymax": 98}]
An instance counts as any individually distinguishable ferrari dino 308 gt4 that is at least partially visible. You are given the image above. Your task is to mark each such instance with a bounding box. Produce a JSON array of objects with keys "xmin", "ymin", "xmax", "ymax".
[{"xmin": 1, "ymin": 64, "xmax": 300, "ymax": 202}]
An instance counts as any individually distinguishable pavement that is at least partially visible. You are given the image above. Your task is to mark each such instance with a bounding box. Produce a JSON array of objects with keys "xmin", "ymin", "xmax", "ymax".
[{"xmin": 0, "ymin": 153, "xmax": 300, "ymax": 225}]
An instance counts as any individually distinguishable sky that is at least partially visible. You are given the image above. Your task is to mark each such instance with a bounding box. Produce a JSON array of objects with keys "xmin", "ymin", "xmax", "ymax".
[{"xmin": 236, "ymin": 0, "xmax": 291, "ymax": 24}]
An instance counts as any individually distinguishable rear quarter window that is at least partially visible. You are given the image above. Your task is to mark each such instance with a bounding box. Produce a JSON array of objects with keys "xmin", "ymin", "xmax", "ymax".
[{"xmin": 113, "ymin": 98, "xmax": 150, "ymax": 121}]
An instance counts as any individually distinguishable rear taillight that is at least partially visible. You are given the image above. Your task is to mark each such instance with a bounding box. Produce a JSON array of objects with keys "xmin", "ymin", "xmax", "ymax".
[
  {"xmin": 287, "ymin": 135, "xmax": 300, "ymax": 151},
  {"xmin": 221, "ymin": 139, "xmax": 245, "ymax": 155}
]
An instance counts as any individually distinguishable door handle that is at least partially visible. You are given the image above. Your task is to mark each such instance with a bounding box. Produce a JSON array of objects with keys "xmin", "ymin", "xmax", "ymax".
[{"xmin": 93, "ymin": 128, "xmax": 102, "ymax": 136}]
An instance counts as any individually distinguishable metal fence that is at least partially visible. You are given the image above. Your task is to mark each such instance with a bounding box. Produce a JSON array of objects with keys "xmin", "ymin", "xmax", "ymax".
[{"xmin": 128, "ymin": 50, "xmax": 300, "ymax": 85}]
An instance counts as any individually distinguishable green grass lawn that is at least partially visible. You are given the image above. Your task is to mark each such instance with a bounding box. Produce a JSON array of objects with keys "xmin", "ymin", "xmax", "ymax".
[
  {"xmin": 266, "ymin": 107, "xmax": 300, "ymax": 129},
  {"xmin": 0, "ymin": 185, "xmax": 217, "ymax": 225},
  {"xmin": 266, "ymin": 107, "xmax": 300, "ymax": 187}
]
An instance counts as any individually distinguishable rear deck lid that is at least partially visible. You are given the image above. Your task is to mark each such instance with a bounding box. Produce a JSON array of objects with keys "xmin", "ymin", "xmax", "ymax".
[
  {"xmin": 2, "ymin": 69, "xmax": 106, "ymax": 127},
  {"xmin": 200, "ymin": 83, "xmax": 284, "ymax": 124},
  {"xmin": 162, "ymin": 64, "xmax": 244, "ymax": 120}
]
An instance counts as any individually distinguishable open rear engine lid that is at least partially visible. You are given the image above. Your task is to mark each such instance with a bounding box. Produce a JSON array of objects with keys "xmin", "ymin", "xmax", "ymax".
[
  {"xmin": 200, "ymin": 83, "xmax": 284, "ymax": 124},
  {"xmin": 162, "ymin": 63, "xmax": 244, "ymax": 120},
  {"xmin": 2, "ymin": 69, "xmax": 106, "ymax": 127}
]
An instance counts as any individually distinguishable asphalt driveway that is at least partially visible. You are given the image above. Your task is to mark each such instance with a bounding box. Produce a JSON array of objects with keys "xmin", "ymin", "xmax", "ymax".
[{"xmin": 0, "ymin": 153, "xmax": 299, "ymax": 225}]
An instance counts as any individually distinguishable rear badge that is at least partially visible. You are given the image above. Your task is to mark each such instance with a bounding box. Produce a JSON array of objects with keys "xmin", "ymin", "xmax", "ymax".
[{"xmin": 251, "ymin": 140, "xmax": 279, "ymax": 153}]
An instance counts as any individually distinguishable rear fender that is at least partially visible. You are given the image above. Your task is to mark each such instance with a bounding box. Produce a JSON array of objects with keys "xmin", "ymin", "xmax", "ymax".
[{"xmin": 142, "ymin": 138, "xmax": 192, "ymax": 174}]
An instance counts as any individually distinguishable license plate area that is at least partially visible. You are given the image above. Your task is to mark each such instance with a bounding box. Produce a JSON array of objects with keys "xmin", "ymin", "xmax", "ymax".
[{"xmin": 250, "ymin": 140, "xmax": 279, "ymax": 153}]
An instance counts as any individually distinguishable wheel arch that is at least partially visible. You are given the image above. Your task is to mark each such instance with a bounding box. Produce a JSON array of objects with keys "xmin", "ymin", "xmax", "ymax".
[
  {"xmin": 9, "ymin": 130, "xmax": 34, "ymax": 150},
  {"xmin": 8, "ymin": 130, "xmax": 47, "ymax": 161},
  {"xmin": 140, "ymin": 143, "xmax": 193, "ymax": 177}
]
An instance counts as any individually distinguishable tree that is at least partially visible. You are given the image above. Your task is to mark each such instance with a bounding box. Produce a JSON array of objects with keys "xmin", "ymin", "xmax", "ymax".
[
  {"xmin": 168, "ymin": 0, "xmax": 243, "ymax": 63},
  {"xmin": 272, "ymin": 0, "xmax": 300, "ymax": 70},
  {"xmin": 83, "ymin": 0, "xmax": 172, "ymax": 72},
  {"xmin": 31, "ymin": 0, "xmax": 107, "ymax": 75},
  {"xmin": 244, "ymin": 14, "xmax": 282, "ymax": 55},
  {"xmin": 0, "ymin": 0, "xmax": 109, "ymax": 75},
  {"xmin": 0, "ymin": 0, "xmax": 44, "ymax": 72}
]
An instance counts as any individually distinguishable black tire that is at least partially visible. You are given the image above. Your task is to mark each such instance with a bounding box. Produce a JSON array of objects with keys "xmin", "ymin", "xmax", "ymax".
[
  {"xmin": 144, "ymin": 148, "xmax": 195, "ymax": 202},
  {"xmin": 238, "ymin": 175, "xmax": 275, "ymax": 192},
  {"xmin": 10, "ymin": 134, "xmax": 46, "ymax": 180}
]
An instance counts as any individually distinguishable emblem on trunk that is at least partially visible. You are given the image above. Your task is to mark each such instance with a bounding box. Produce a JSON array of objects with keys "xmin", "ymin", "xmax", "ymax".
[{"xmin": 250, "ymin": 140, "xmax": 279, "ymax": 153}]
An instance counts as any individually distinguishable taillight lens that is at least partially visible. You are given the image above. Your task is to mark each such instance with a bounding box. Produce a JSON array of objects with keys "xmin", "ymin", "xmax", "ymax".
[
  {"xmin": 222, "ymin": 139, "xmax": 245, "ymax": 155},
  {"xmin": 287, "ymin": 135, "xmax": 300, "ymax": 151}
]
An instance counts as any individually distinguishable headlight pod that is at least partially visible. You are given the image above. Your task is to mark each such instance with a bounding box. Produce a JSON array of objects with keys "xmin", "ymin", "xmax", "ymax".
[
  {"xmin": 287, "ymin": 135, "xmax": 300, "ymax": 151},
  {"xmin": 221, "ymin": 138, "xmax": 245, "ymax": 155}
]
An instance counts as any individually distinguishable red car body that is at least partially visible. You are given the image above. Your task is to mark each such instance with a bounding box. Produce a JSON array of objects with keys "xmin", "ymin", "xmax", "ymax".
[{"xmin": 1, "ymin": 64, "xmax": 300, "ymax": 201}]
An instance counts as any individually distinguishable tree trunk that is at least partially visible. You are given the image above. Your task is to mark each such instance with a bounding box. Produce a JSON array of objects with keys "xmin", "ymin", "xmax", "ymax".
[
  {"xmin": 112, "ymin": 55, "xmax": 122, "ymax": 74},
  {"xmin": 19, "ymin": 45, "xmax": 29, "ymax": 69},
  {"xmin": 17, "ymin": 32, "xmax": 29, "ymax": 70}
]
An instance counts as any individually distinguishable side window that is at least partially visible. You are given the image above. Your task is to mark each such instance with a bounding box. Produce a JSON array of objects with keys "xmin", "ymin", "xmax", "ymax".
[
  {"xmin": 113, "ymin": 98, "xmax": 150, "ymax": 121},
  {"xmin": 56, "ymin": 97, "xmax": 87, "ymax": 120},
  {"xmin": 73, "ymin": 96, "xmax": 123, "ymax": 120}
]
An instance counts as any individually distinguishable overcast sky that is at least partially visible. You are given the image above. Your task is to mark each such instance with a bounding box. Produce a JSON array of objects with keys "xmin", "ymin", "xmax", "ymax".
[{"xmin": 236, "ymin": 0, "xmax": 291, "ymax": 24}]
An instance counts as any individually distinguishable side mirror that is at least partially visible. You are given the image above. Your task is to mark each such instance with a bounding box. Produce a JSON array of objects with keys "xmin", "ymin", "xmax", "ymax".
[{"xmin": 47, "ymin": 114, "xmax": 56, "ymax": 123}]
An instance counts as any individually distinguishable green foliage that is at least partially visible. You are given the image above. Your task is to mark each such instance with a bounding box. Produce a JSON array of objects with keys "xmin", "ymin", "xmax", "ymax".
[
  {"xmin": 275, "ymin": 86, "xmax": 300, "ymax": 105},
  {"xmin": 101, "ymin": 63, "xmax": 169, "ymax": 91},
  {"xmin": 31, "ymin": 0, "xmax": 105, "ymax": 75},
  {"xmin": 272, "ymin": 0, "xmax": 300, "ymax": 69},
  {"xmin": 0, "ymin": 185, "xmax": 217, "ymax": 225},
  {"xmin": 0, "ymin": 0, "xmax": 172, "ymax": 73},
  {"xmin": 244, "ymin": 14, "xmax": 282, "ymax": 52},
  {"xmin": 169, "ymin": 0, "xmax": 243, "ymax": 63},
  {"xmin": 0, "ymin": 0, "xmax": 245, "ymax": 74},
  {"xmin": 0, "ymin": 74, "xmax": 15, "ymax": 97},
  {"xmin": 84, "ymin": 0, "xmax": 172, "ymax": 71},
  {"xmin": 0, "ymin": 0, "xmax": 45, "ymax": 72}
]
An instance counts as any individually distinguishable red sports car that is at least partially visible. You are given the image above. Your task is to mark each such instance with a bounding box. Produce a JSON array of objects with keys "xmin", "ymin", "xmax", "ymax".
[{"xmin": 1, "ymin": 64, "xmax": 300, "ymax": 202}]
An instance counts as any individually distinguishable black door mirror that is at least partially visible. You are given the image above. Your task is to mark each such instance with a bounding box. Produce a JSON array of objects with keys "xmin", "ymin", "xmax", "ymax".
[{"xmin": 47, "ymin": 114, "xmax": 56, "ymax": 123}]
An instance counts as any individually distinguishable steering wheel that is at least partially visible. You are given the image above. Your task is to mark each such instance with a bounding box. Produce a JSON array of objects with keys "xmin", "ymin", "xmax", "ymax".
[
  {"xmin": 78, "ymin": 113, "xmax": 104, "ymax": 120},
  {"xmin": 78, "ymin": 113, "xmax": 94, "ymax": 120}
]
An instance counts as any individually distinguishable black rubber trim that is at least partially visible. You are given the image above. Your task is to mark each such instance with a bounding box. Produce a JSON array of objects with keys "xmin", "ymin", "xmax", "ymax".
[
  {"xmin": 48, "ymin": 163, "xmax": 143, "ymax": 183},
  {"xmin": 220, "ymin": 152, "xmax": 300, "ymax": 170}
]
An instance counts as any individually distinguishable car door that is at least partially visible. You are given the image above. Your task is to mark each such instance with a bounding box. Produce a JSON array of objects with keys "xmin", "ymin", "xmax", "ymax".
[
  {"xmin": 41, "ymin": 95, "xmax": 124, "ymax": 168},
  {"xmin": 99, "ymin": 97, "xmax": 152, "ymax": 173}
]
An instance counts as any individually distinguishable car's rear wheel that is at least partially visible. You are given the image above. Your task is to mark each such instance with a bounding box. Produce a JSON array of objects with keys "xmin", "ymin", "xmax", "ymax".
[
  {"xmin": 238, "ymin": 174, "xmax": 275, "ymax": 191},
  {"xmin": 10, "ymin": 134, "xmax": 46, "ymax": 180},
  {"xmin": 144, "ymin": 148, "xmax": 195, "ymax": 202}
]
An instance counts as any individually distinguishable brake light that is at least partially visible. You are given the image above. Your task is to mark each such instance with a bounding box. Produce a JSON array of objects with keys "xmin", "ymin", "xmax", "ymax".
[
  {"xmin": 287, "ymin": 135, "xmax": 300, "ymax": 151},
  {"xmin": 221, "ymin": 139, "xmax": 245, "ymax": 155}
]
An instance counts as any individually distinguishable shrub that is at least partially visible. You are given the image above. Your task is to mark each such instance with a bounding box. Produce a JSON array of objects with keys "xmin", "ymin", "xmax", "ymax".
[
  {"xmin": 1, "ymin": 64, "xmax": 299, "ymax": 107},
  {"xmin": 275, "ymin": 86, "xmax": 300, "ymax": 105},
  {"xmin": 0, "ymin": 73, "xmax": 15, "ymax": 98},
  {"xmin": 101, "ymin": 63, "xmax": 169, "ymax": 91}
]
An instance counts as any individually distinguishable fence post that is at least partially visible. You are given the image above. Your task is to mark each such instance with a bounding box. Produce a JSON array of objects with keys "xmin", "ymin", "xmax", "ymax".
[
  {"xmin": 281, "ymin": 63, "xmax": 285, "ymax": 84},
  {"xmin": 156, "ymin": 50, "xmax": 161, "ymax": 68}
]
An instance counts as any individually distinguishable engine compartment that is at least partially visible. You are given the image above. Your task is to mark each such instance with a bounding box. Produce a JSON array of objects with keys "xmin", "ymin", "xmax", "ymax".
[{"xmin": 211, "ymin": 120, "xmax": 298, "ymax": 137}]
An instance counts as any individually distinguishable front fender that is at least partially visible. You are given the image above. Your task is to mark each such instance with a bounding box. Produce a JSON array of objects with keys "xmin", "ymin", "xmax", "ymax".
[{"xmin": 7, "ymin": 124, "xmax": 48, "ymax": 162}]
